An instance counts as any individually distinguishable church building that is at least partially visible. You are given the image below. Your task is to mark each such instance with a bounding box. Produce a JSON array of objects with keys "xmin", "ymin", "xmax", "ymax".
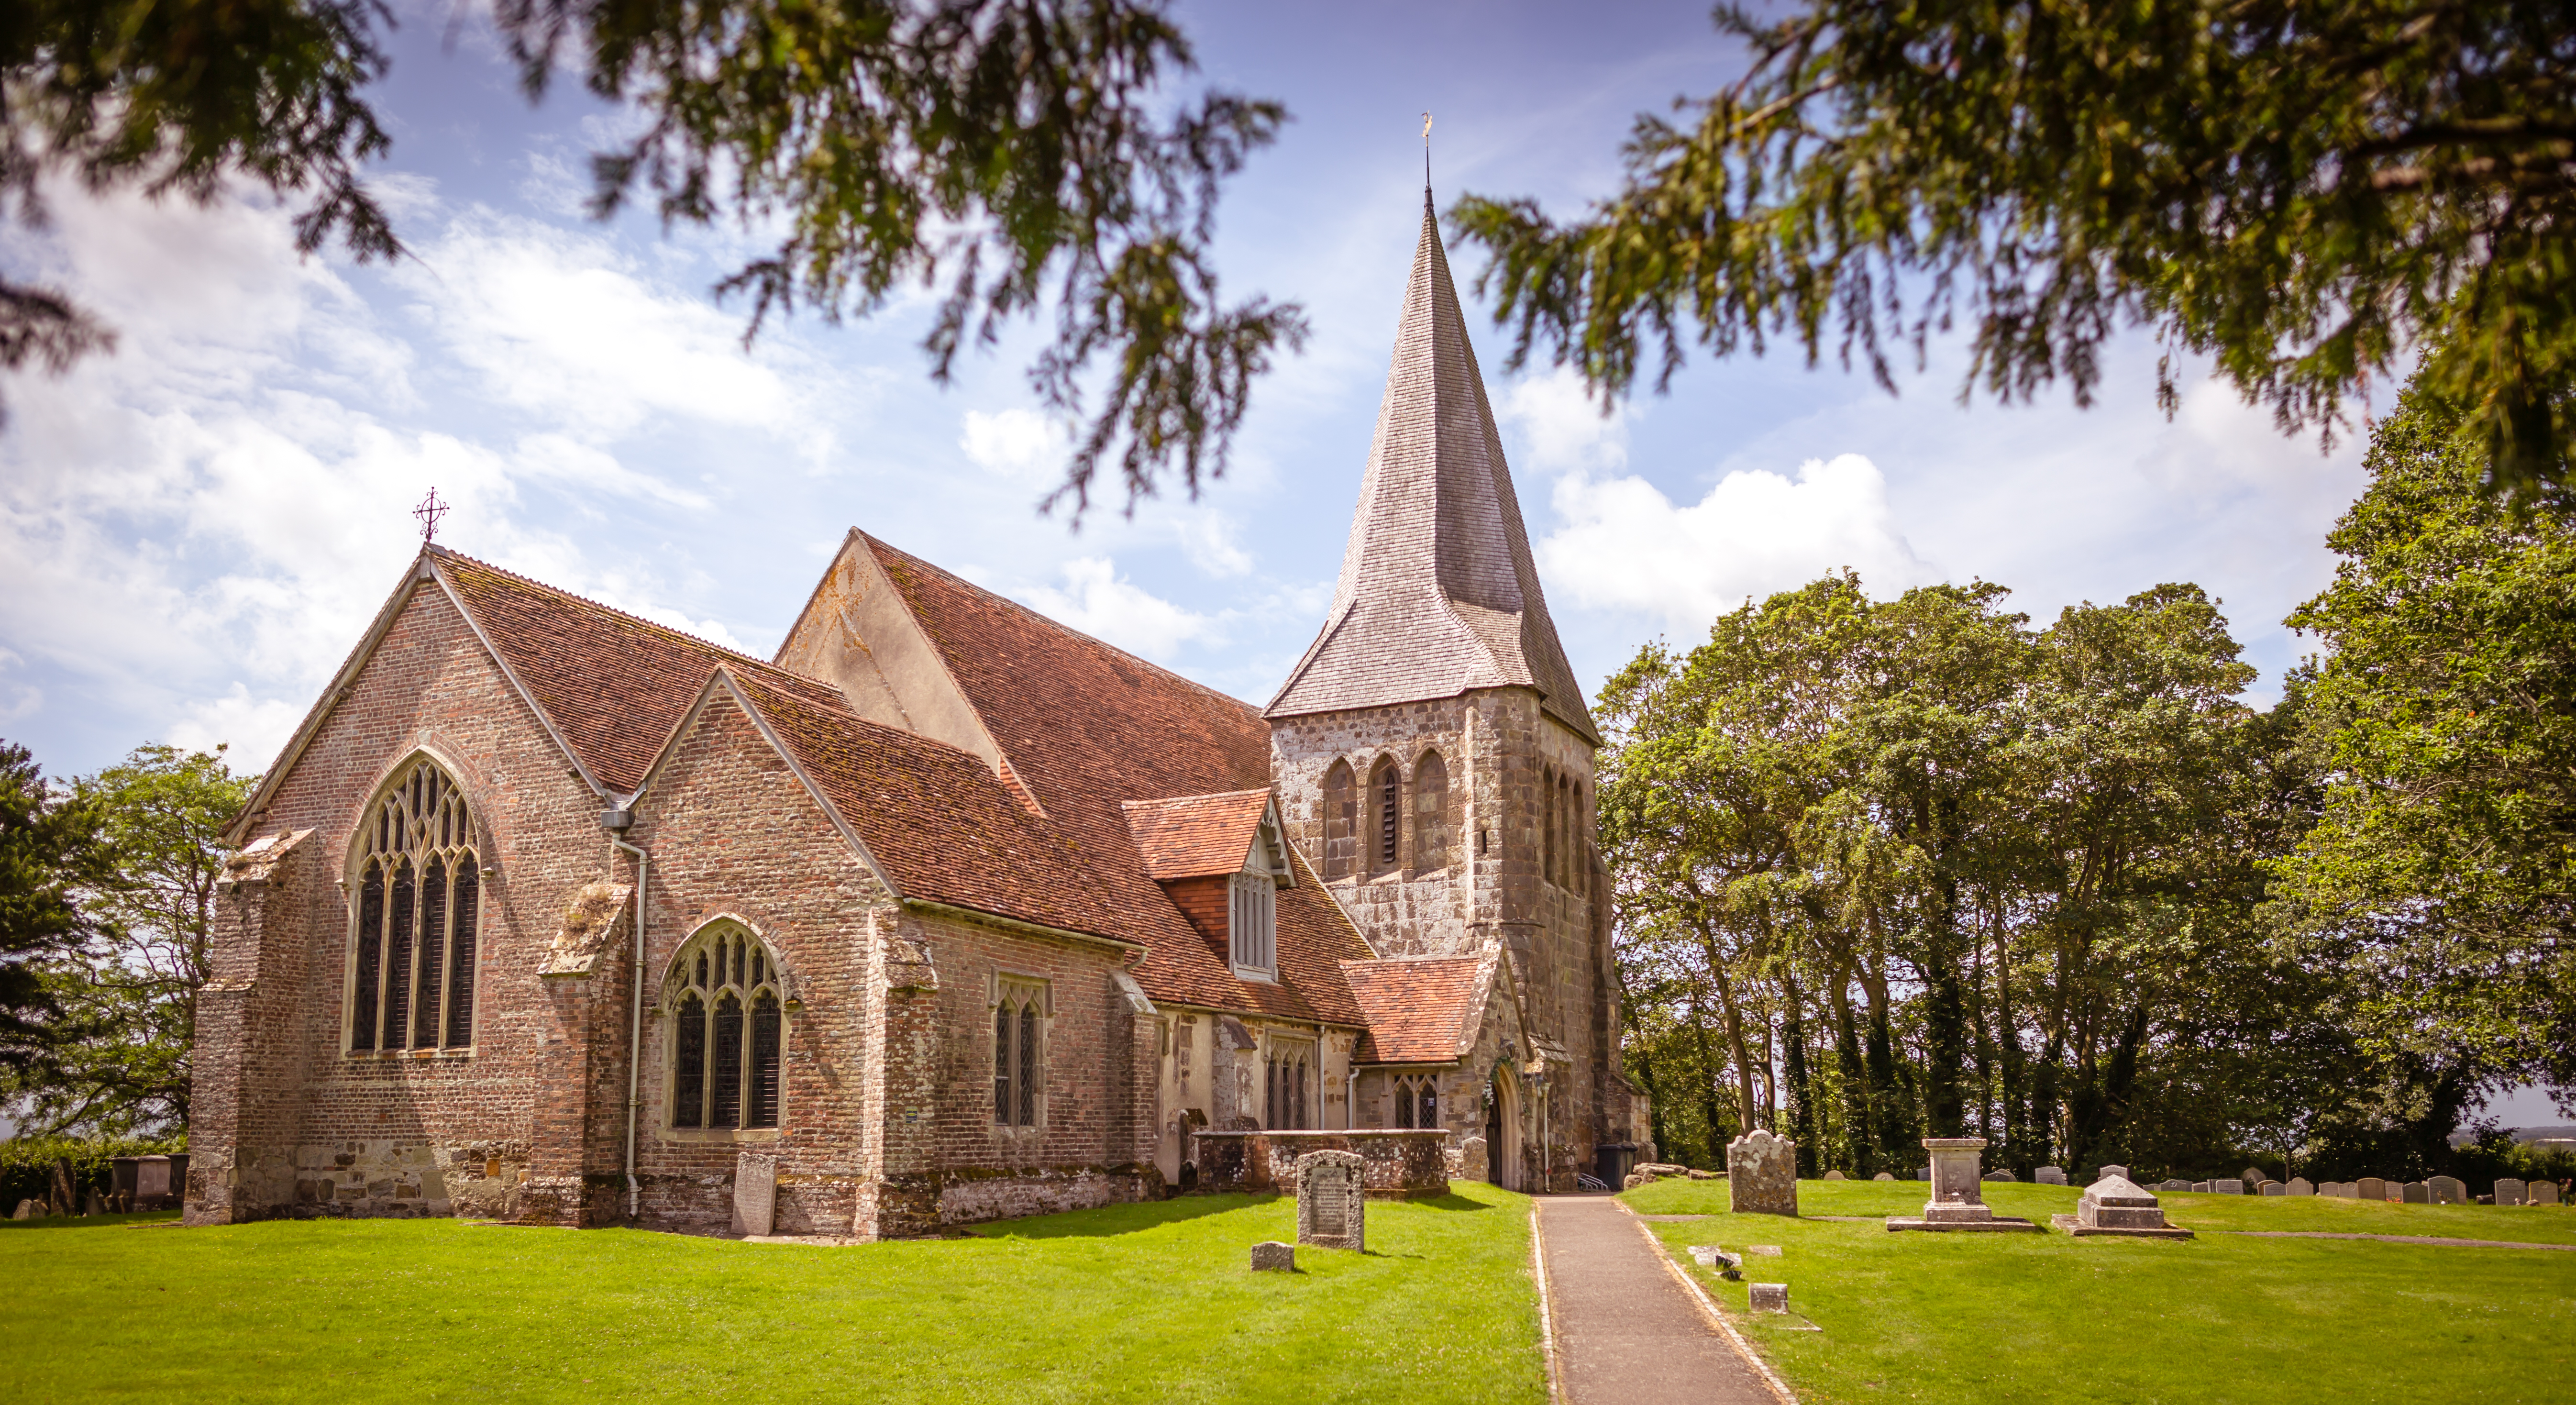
[{"xmin": 184, "ymin": 196, "xmax": 1643, "ymax": 1235}]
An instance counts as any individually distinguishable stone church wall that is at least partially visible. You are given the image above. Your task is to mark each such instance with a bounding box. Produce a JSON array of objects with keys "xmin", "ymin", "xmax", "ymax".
[{"xmin": 189, "ymin": 579, "xmax": 619, "ymax": 1225}]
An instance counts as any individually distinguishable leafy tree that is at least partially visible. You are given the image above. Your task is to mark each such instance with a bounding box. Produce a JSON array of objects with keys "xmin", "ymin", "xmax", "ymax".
[
  {"xmin": 1453, "ymin": 1, "xmax": 2576, "ymax": 498},
  {"xmin": 0, "ymin": 741, "xmax": 99, "ymax": 1072},
  {"xmin": 7, "ymin": 745, "xmax": 255, "ymax": 1136},
  {"xmin": 2281, "ymin": 379, "xmax": 2576, "ymax": 1113},
  {"xmin": 1, "ymin": 0, "xmax": 1301, "ymax": 512}
]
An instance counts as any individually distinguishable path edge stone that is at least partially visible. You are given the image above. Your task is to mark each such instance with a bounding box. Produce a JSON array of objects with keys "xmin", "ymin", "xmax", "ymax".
[
  {"xmin": 1617, "ymin": 1203, "xmax": 1802, "ymax": 1404},
  {"xmin": 1532, "ymin": 1201, "xmax": 1563, "ymax": 1405}
]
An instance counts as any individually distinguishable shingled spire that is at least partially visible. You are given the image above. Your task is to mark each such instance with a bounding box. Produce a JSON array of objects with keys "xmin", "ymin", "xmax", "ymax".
[{"xmin": 1266, "ymin": 196, "xmax": 1598, "ymax": 743}]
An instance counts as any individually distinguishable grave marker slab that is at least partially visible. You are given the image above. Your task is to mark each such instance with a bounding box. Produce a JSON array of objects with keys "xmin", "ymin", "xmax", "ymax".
[
  {"xmin": 1823, "ymin": 1170, "xmax": 1846, "ymax": 1181},
  {"xmin": 2530, "ymin": 1181, "xmax": 2561, "ymax": 1206},
  {"xmin": 9, "ymin": 1199, "xmax": 29, "ymax": 1220},
  {"xmin": 1458, "ymin": 1136, "xmax": 1488, "ymax": 1184},
  {"xmin": 1295, "ymin": 1150, "xmax": 1367, "ymax": 1251},
  {"xmin": 2286, "ymin": 1177, "xmax": 2315, "ymax": 1196},
  {"xmin": 2214, "ymin": 1178, "xmax": 2245, "ymax": 1195},
  {"xmin": 1250, "ymin": 1241, "xmax": 1294, "ymax": 1272},
  {"xmin": 1871, "ymin": 1172, "xmax": 1895, "ymax": 1182},
  {"xmin": 1748, "ymin": 1283, "xmax": 1790, "ymax": 1313},
  {"xmin": 2189, "ymin": 1181, "xmax": 2212, "ymax": 1194},
  {"xmin": 2429, "ymin": 1175, "xmax": 2466, "ymax": 1205},
  {"xmin": 1725, "ymin": 1130, "xmax": 1799, "ymax": 1217},
  {"xmin": 2402, "ymin": 1182, "xmax": 2430, "ymax": 1204},
  {"xmin": 2260, "ymin": 1182, "xmax": 2285, "ymax": 1196},
  {"xmin": 2357, "ymin": 1176, "xmax": 2387, "ymax": 1201},
  {"xmin": 2035, "ymin": 1166, "xmax": 2067, "ymax": 1186},
  {"xmin": 2097, "ymin": 1165, "xmax": 2130, "ymax": 1184},
  {"xmin": 730, "ymin": 1152, "xmax": 777, "ymax": 1237},
  {"xmin": 2495, "ymin": 1178, "xmax": 2527, "ymax": 1207}
]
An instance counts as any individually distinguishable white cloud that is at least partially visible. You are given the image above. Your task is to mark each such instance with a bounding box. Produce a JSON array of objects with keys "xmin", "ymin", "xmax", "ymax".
[
  {"xmin": 1019, "ymin": 557, "xmax": 1219, "ymax": 662},
  {"xmin": 167, "ymin": 684, "xmax": 309, "ymax": 765},
  {"xmin": 1537, "ymin": 453, "xmax": 1937, "ymax": 631},
  {"xmin": 1501, "ymin": 366, "xmax": 1638, "ymax": 476},
  {"xmin": 1173, "ymin": 510, "xmax": 1254, "ymax": 578},
  {"xmin": 960, "ymin": 407, "xmax": 1068, "ymax": 487}
]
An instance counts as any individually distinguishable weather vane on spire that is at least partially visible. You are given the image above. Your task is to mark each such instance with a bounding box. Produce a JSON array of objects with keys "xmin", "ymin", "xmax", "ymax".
[
  {"xmin": 413, "ymin": 487, "xmax": 449, "ymax": 544},
  {"xmin": 1423, "ymin": 112, "xmax": 1434, "ymax": 194}
]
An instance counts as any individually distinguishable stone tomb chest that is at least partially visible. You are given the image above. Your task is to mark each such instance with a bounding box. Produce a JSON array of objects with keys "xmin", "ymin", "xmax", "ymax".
[
  {"xmin": 2052, "ymin": 1175, "xmax": 2193, "ymax": 1239},
  {"xmin": 1887, "ymin": 1138, "xmax": 2039, "ymax": 1234},
  {"xmin": 1295, "ymin": 1150, "xmax": 1366, "ymax": 1252}
]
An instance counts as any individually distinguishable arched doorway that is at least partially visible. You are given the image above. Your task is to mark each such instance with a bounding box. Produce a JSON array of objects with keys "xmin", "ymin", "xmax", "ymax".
[{"xmin": 1485, "ymin": 1064, "xmax": 1523, "ymax": 1191}]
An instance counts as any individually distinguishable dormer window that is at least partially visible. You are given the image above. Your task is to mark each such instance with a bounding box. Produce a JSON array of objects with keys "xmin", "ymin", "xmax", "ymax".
[{"xmin": 1229, "ymin": 872, "xmax": 1275, "ymax": 978}]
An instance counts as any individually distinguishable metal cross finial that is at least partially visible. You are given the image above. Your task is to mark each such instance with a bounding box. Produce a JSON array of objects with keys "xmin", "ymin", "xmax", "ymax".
[
  {"xmin": 413, "ymin": 487, "xmax": 449, "ymax": 544},
  {"xmin": 1422, "ymin": 112, "xmax": 1434, "ymax": 194}
]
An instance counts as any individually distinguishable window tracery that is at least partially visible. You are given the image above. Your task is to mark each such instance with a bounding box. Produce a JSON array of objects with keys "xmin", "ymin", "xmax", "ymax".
[
  {"xmin": 993, "ymin": 977, "xmax": 1049, "ymax": 1128},
  {"xmin": 1391, "ymin": 1075, "xmax": 1439, "ymax": 1130},
  {"xmin": 668, "ymin": 923, "xmax": 783, "ymax": 1131},
  {"xmin": 350, "ymin": 758, "xmax": 479, "ymax": 1051},
  {"xmin": 1265, "ymin": 1043, "xmax": 1313, "ymax": 1128}
]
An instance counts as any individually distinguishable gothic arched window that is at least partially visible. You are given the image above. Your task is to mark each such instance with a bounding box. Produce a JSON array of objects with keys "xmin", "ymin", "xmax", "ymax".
[
  {"xmin": 1541, "ymin": 765, "xmax": 1559, "ymax": 887},
  {"xmin": 350, "ymin": 758, "xmax": 479, "ymax": 1051},
  {"xmin": 993, "ymin": 976, "xmax": 1049, "ymax": 1128},
  {"xmin": 669, "ymin": 923, "xmax": 784, "ymax": 1131},
  {"xmin": 1411, "ymin": 751, "xmax": 1449, "ymax": 874},
  {"xmin": 1392, "ymin": 1075, "xmax": 1438, "ymax": 1129},
  {"xmin": 1265, "ymin": 1043, "xmax": 1314, "ymax": 1128},
  {"xmin": 1371, "ymin": 758, "xmax": 1402, "ymax": 875},
  {"xmin": 1321, "ymin": 760, "xmax": 1356, "ymax": 880}
]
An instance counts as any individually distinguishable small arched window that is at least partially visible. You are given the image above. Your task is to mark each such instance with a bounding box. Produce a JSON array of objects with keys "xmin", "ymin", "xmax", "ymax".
[
  {"xmin": 350, "ymin": 757, "xmax": 479, "ymax": 1051},
  {"xmin": 1541, "ymin": 765, "xmax": 1559, "ymax": 886},
  {"xmin": 994, "ymin": 977, "xmax": 1048, "ymax": 1128},
  {"xmin": 1411, "ymin": 751, "xmax": 1449, "ymax": 874},
  {"xmin": 1321, "ymin": 761, "xmax": 1356, "ymax": 880},
  {"xmin": 669, "ymin": 924, "xmax": 783, "ymax": 1131},
  {"xmin": 1392, "ymin": 1075, "xmax": 1439, "ymax": 1129},
  {"xmin": 1371, "ymin": 758, "xmax": 1402, "ymax": 875},
  {"xmin": 1265, "ymin": 1044, "xmax": 1314, "ymax": 1128}
]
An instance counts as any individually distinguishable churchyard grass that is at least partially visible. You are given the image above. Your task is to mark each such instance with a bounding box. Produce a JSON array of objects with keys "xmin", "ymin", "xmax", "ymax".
[
  {"xmin": 0, "ymin": 1182, "xmax": 1544, "ymax": 1404},
  {"xmin": 1628, "ymin": 1177, "xmax": 2576, "ymax": 1404}
]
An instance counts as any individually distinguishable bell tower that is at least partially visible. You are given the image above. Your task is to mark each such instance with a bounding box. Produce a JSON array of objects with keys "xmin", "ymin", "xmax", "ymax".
[{"xmin": 1266, "ymin": 192, "xmax": 1620, "ymax": 1163}]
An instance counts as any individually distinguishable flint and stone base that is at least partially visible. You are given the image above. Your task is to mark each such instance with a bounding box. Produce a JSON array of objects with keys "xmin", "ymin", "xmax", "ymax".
[
  {"xmin": 1885, "ymin": 1215, "xmax": 2043, "ymax": 1233},
  {"xmin": 2049, "ymin": 1213, "xmax": 2194, "ymax": 1239}
]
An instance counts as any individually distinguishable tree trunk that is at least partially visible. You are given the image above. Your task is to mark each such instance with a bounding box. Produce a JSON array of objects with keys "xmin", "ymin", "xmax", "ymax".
[{"xmin": 1781, "ymin": 968, "xmax": 1817, "ymax": 1176}]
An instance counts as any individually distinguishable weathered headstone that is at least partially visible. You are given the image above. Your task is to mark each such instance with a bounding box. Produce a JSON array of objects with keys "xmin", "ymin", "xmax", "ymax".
[
  {"xmin": 133, "ymin": 1156, "xmax": 168, "ymax": 1205},
  {"xmin": 730, "ymin": 1151, "xmax": 777, "ymax": 1237},
  {"xmin": 2157, "ymin": 1179, "xmax": 2189, "ymax": 1192},
  {"xmin": 2097, "ymin": 1165, "xmax": 2130, "ymax": 1184},
  {"xmin": 2242, "ymin": 1166, "xmax": 2267, "ymax": 1185},
  {"xmin": 2530, "ymin": 1181, "xmax": 2561, "ymax": 1206},
  {"xmin": 2494, "ymin": 1178, "xmax": 2527, "ymax": 1207},
  {"xmin": 1458, "ymin": 1136, "xmax": 1488, "ymax": 1184},
  {"xmin": 1871, "ymin": 1172, "xmax": 1895, "ymax": 1182},
  {"xmin": 1250, "ymin": 1240, "xmax": 1295, "ymax": 1272},
  {"xmin": 9, "ymin": 1199, "xmax": 30, "ymax": 1220},
  {"xmin": 1823, "ymin": 1170, "xmax": 1846, "ymax": 1181},
  {"xmin": 1888, "ymin": 1137, "xmax": 2041, "ymax": 1233},
  {"xmin": 1688, "ymin": 1245, "xmax": 1742, "ymax": 1279},
  {"xmin": 1295, "ymin": 1149, "xmax": 1366, "ymax": 1251},
  {"xmin": 1748, "ymin": 1283, "xmax": 1790, "ymax": 1313},
  {"xmin": 1725, "ymin": 1129, "xmax": 1799, "ymax": 1217},
  {"xmin": 1982, "ymin": 1171, "xmax": 2016, "ymax": 1182},
  {"xmin": 2356, "ymin": 1176, "xmax": 2387, "ymax": 1201},
  {"xmin": 2428, "ymin": 1175, "xmax": 2466, "ymax": 1205},
  {"xmin": 2260, "ymin": 1182, "xmax": 2285, "ymax": 1196},
  {"xmin": 2401, "ymin": 1181, "xmax": 2430, "ymax": 1204},
  {"xmin": 2213, "ymin": 1178, "xmax": 2245, "ymax": 1195},
  {"xmin": 2286, "ymin": 1177, "xmax": 2315, "ymax": 1196},
  {"xmin": 2035, "ymin": 1166, "xmax": 2067, "ymax": 1186},
  {"xmin": 85, "ymin": 1192, "xmax": 106, "ymax": 1216},
  {"xmin": 2189, "ymin": 1181, "xmax": 2212, "ymax": 1194},
  {"xmin": 1917, "ymin": 1165, "xmax": 1932, "ymax": 1182},
  {"xmin": 2051, "ymin": 1173, "xmax": 2193, "ymax": 1240}
]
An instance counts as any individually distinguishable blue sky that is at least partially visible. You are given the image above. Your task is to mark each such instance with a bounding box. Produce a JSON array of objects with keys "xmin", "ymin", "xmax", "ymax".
[{"xmin": 0, "ymin": 0, "xmax": 2371, "ymax": 776}]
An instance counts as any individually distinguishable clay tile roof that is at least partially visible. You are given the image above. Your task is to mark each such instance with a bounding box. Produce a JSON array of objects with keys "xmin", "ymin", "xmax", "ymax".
[
  {"xmin": 1342, "ymin": 957, "xmax": 1484, "ymax": 1064},
  {"xmin": 434, "ymin": 549, "xmax": 838, "ymax": 795},
  {"xmin": 1266, "ymin": 196, "xmax": 1597, "ymax": 743},
  {"xmin": 722, "ymin": 671, "xmax": 1113, "ymax": 940},
  {"xmin": 859, "ymin": 534, "xmax": 1374, "ymax": 1025},
  {"xmin": 1123, "ymin": 789, "xmax": 1272, "ymax": 880}
]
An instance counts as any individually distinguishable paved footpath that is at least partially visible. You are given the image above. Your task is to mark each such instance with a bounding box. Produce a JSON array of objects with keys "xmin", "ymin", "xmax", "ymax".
[{"xmin": 1536, "ymin": 1196, "xmax": 1791, "ymax": 1405}]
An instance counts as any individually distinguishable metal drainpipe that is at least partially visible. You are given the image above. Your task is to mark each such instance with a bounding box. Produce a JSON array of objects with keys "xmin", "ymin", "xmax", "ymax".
[
  {"xmin": 1345, "ymin": 1071, "xmax": 1358, "ymax": 1131},
  {"xmin": 605, "ymin": 814, "xmax": 646, "ymax": 1224}
]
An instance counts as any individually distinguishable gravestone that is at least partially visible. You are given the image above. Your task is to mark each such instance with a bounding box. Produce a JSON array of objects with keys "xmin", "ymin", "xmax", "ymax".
[
  {"xmin": 2494, "ymin": 1178, "xmax": 2527, "ymax": 1207},
  {"xmin": 2286, "ymin": 1177, "xmax": 2315, "ymax": 1196},
  {"xmin": 1748, "ymin": 1283, "xmax": 1790, "ymax": 1313},
  {"xmin": 2356, "ymin": 1176, "xmax": 2387, "ymax": 1201},
  {"xmin": 1725, "ymin": 1130, "xmax": 1799, "ymax": 1217},
  {"xmin": 1983, "ymin": 1171, "xmax": 2016, "ymax": 1182},
  {"xmin": 2157, "ymin": 1179, "xmax": 2189, "ymax": 1192},
  {"xmin": 1917, "ymin": 1166, "xmax": 1932, "ymax": 1182},
  {"xmin": 1295, "ymin": 1149, "xmax": 1367, "ymax": 1251},
  {"xmin": 2260, "ymin": 1182, "xmax": 2285, "ymax": 1196},
  {"xmin": 9, "ymin": 1199, "xmax": 30, "ymax": 1220},
  {"xmin": 2035, "ymin": 1166, "xmax": 2067, "ymax": 1186},
  {"xmin": 133, "ymin": 1156, "xmax": 169, "ymax": 1206},
  {"xmin": 1250, "ymin": 1240, "xmax": 1295, "ymax": 1272},
  {"xmin": 2213, "ymin": 1178, "xmax": 2245, "ymax": 1195},
  {"xmin": 2402, "ymin": 1182, "xmax": 2430, "ymax": 1204},
  {"xmin": 85, "ymin": 1192, "xmax": 106, "ymax": 1216},
  {"xmin": 1871, "ymin": 1172, "xmax": 1895, "ymax": 1182},
  {"xmin": 2097, "ymin": 1165, "xmax": 2130, "ymax": 1184},
  {"xmin": 1823, "ymin": 1169, "xmax": 1846, "ymax": 1181},
  {"xmin": 2428, "ymin": 1175, "xmax": 2466, "ymax": 1205},
  {"xmin": 2531, "ymin": 1181, "xmax": 2562, "ymax": 1206},
  {"xmin": 1459, "ymin": 1136, "xmax": 1488, "ymax": 1184},
  {"xmin": 730, "ymin": 1152, "xmax": 777, "ymax": 1237},
  {"xmin": 2189, "ymin": 1181, "xmax": 2212, "ymax": 1194},
  {"xmin": 2242, "ymin": 1166, "xmax": 2266, "ymax": 1185},
  {"xmin": 2052, "ymin": 1173, "xmax": 2193, "ymax": 1240},
  {"xmin": 1888, "ymin": 1138, "xmax": 2041, "ymax": 1233},
  {"xmin": 1743, "ymin": 1244, "xmax": 1781, "ymax": 1256}
]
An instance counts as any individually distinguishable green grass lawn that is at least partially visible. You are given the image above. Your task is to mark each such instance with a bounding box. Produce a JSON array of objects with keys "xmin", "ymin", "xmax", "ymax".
[
  {"xmin": 1625, "ymin": 1177, "xmax": 2576, "ymax": 1405},
  {"xmin": 0, "ymin": 1184, "xmax": 1545, "ymax": 1405}
]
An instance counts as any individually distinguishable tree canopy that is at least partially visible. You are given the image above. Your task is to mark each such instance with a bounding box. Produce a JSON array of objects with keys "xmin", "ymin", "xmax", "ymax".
[
  {"xmin": 1453, "ymin": 1, "xmax": 2576, "ymax": 498},
  {"xmin": 0, "ymin": 0, "xmax": 1301, "ymax": 515}
]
